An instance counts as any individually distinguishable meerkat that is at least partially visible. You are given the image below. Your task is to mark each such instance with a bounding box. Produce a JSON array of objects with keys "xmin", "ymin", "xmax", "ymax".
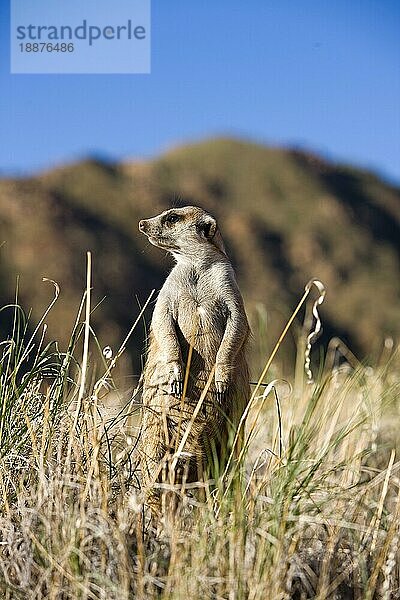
[{"xmin": 138, "ymin": 206, "xmax": 250, "ymax": 515}]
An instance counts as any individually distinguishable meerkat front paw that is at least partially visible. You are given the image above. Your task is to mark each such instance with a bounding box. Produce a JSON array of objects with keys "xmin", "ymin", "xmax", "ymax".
[
  {"xmin": 215, "ymin": 364, "xmax": 231, "ymax": 403},
  {"xmin": 167, "ymin": 361, "xmax": 183, "ymax": 397},
  {"xmin": 215, "ymin": 380, "xmax": 228, "ymax": 403}
]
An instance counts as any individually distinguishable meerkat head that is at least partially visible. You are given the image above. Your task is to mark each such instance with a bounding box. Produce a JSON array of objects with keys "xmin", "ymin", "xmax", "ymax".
[{"xmin": 139, "ymin": 206, "xmax": 226, "ymax": 260}]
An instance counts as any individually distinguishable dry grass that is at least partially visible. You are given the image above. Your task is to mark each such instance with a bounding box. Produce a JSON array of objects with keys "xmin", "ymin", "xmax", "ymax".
[{"xmin": 0, "ymin": 265, "xmax": 399, "ymax": 599}]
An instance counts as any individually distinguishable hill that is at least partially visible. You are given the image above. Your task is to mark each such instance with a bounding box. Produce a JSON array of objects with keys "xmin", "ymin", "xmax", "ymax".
[{"xmin": 0, "ymin": 138, "xmax": 399, "ymax": 377}]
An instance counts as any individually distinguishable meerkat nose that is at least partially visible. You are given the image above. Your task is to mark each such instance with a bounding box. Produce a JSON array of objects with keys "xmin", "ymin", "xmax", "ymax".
[{"xmin": 138, "ymin": 220, "xmax": 147, "ymax": 232}]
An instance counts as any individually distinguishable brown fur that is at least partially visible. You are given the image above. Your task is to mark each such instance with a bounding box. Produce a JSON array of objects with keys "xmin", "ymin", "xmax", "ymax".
[{"xmin": 138, "ymin": 206, "xmax": 250, "ymax": 514}]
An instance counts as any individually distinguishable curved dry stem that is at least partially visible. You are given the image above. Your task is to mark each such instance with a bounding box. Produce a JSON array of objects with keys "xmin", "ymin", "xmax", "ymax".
[
  {"xmin": 19, "ymin": 278, "xmax": 60, "ymax": 366},
  {"xmin": 304, "ymin": 278, "xmax": 326, "ymax": 383}
]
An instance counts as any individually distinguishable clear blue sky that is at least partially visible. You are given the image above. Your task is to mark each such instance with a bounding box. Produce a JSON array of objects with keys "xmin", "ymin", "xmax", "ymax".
[{"xmin": 1, "ymin": 0, "xmax": 399, "ymax": 183}]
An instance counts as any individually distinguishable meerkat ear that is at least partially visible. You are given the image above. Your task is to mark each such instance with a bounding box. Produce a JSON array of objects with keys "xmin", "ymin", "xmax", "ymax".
[
  {"xmin": 198, "ymin": 214, "xmax": 227, "ymax": 255},
  {"xmin": 198, "ymin": 215, "xmax": 217, "ymax": 239}
]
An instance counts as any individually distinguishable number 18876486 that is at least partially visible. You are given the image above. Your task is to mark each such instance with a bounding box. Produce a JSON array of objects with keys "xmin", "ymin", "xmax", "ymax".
[{"xmin": 19, "ymin": 43, "xmax": 74, "ymax": 52}]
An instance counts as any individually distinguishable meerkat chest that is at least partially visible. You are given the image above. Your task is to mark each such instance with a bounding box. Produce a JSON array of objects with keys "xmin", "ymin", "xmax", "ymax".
[{"xmin": 166, "ymin": 268, "xmax": 227, "ymax": 335}]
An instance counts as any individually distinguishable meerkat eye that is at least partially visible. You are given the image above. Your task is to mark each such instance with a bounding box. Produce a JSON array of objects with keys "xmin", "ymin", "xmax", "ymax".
[{"xmin": 165, "ymin": 213, "xmax": 180, "ymax": 225}]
